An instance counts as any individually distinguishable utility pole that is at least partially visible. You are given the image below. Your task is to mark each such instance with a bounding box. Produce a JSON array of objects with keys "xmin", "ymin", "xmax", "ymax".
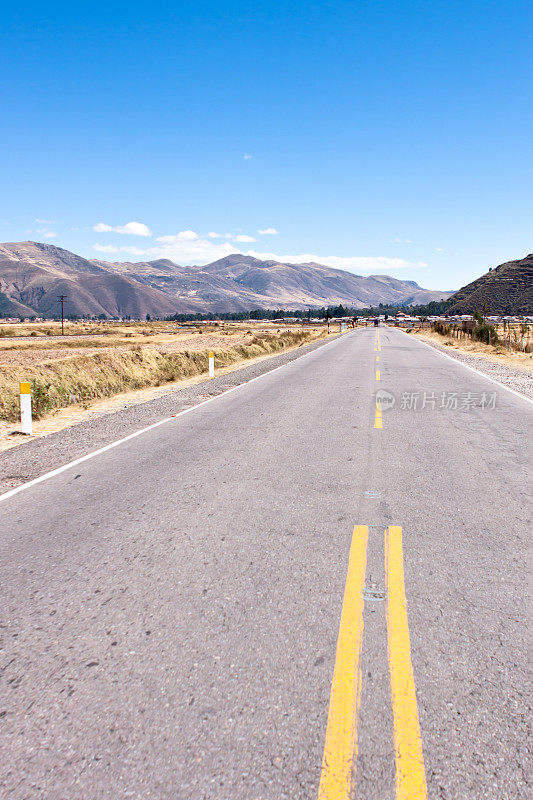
[{"xmin": 57, "ymin": 295, "xmax": 67, "ymax": 335}]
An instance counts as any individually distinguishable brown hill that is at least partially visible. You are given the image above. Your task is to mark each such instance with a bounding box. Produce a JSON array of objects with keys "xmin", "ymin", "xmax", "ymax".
[
  {"xmin": 198, "ymin": 255, "xmax": 450, "ymax": 308},
  {"xmin": 0, "ymin": 241, "xmax": 451, "ymax": 318},
  {"xmin": 0, "ymin": 242, "xmax": 180, "ymax": 318},
  {"xmin": 92, "ymin": 256, "xmax": 268, "ymax": 312},
  {"xmin": 448, "ymin": 254, "xmax": 533, "ymax": 314}
]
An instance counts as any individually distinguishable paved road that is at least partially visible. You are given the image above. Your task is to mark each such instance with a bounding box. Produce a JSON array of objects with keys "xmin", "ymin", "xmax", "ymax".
[{"xmin": 0, "ymin": 327, "xmax": 531, "ymax": 799}]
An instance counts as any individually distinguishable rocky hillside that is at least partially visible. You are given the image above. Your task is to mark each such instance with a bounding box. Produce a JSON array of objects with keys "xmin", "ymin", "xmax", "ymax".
[
  {"xmin": 0, "ymin": 242, "xmax": 179, "ymax": 318},
  {"xmin": 448, "ymin": 254, "xmax": 533, "ymax": 314},
  {"xmin": 0, "ymin": 241, "xmax": 451, "ymax": 317},
  {"xmin": 194, "ymin": 255, "xmax": 449, "ymax": 308}
]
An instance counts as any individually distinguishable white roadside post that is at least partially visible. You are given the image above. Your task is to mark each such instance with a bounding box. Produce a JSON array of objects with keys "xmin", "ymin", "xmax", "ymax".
[
  {"xmin": 20, "ymin": 381, "xmax": 32, "ymax": 435},
  {"xmin": 208, "ymin": 351, "xmax": 215, "ymax": 378}
]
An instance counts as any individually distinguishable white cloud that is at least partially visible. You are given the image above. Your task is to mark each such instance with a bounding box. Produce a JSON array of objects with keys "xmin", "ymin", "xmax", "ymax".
[
  {"xmin": 234, "ymin": 234, "xmax": 257, "ymax": 243},
  {"xmin": 435, "ymin": 247, "xmax": 444, "ymax": 252},
  {"xmin": 35, "ymin": 218, "xmax": 55, "ymax": 224},
  {"xmin": 245, "ymin": 251, "xmax": 426, "ymax": 272},
  {"xmin": 243, "ymin": 154, "xmax": 253, "ymax": 160},
  {"xmin": 258, "ymin": 227, "xmax": 278, "ymax": 235},
  {"xmin": 93, "ymin": 221, "xmax": 152, "ymax": 236},
  {"xmin": 392, "ymin": 237, "xmax": 412, "ymax": 244},
  {"xmin": 94, "ymin": 238, "xmax": 236, "ymax": 264},
  {"xmin": 36, "ymin": 227, "xmax": 58, "ymax": 238},
  {"xmin": 156, "ymin": 230, "xmax": 199, "ymax": 243},
  {"xmin": 208, "ymin": 231, "xmax": 222, "ymax": 238},
  {"xmin": 93, "ymin": 243, "xmax": 148, "ymax": 255},
  {"xmin": 92, "ymin": 233, "xmax": 426, "ymax": 273}
]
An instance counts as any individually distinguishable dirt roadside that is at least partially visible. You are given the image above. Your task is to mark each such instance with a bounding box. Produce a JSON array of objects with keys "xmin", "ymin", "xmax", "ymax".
[{"xmin": 409, "ymin": 329, "xmax": 532, "ymax": 372}]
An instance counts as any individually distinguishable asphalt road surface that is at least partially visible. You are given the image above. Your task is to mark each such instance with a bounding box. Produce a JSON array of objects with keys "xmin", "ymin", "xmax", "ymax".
[{"xmin": 1, "ymin": 327, "xmax": 531, "ymax": 800}]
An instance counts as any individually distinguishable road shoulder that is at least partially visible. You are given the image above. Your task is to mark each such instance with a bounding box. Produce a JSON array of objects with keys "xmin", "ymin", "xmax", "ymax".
[
  {"xmin": 0, "ymin": 333, "xmax": 343, "ymax": 495},
  {"xmin": 406, "ymin": 331, "xmax": 533, "ymax": 400}
]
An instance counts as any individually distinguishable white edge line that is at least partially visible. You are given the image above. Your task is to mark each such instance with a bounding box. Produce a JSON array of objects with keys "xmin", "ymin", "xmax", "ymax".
[
  {"xmin": 0, "ymin": 332, "xmax": 351, "ymax": 503},
  {"xmin": 397, "ymin": 328, "xmax": 533, "ymax": 405}
]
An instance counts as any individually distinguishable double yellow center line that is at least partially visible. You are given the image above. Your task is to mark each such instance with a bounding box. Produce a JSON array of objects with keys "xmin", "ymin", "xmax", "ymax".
[{"xmin": 318, "ymin": 526, "xmax": 427, "ymax": 800}]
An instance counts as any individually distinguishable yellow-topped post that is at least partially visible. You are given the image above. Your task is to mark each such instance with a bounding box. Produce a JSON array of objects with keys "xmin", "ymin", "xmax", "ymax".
[
  {"xmin": 208, "ymin": 351, "xmax": 215, "ymax": 378},
  {"xmin": 20, "ymin": 382, "xmax": 32, "ymax": 435}
]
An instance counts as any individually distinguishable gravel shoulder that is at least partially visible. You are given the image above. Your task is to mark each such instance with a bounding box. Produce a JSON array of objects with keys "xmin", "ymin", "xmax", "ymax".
[
  {"xmin": 0, "ymin": 333, "xmax": 342, "ymax": 495},
  {"xmin": 409, "ymin": 332, "xmax": 533, "ymax": 400}
]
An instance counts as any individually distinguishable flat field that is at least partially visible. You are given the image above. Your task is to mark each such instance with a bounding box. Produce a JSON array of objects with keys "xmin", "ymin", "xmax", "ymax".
[{"xmin": 0, "ymin": 321, "xmax": 327, "ymax": 445}]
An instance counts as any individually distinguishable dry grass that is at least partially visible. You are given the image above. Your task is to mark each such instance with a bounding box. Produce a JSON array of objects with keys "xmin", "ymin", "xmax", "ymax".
[
  {"xmin": 0, "ymin": 319, "xmax": 186, "ymax": 338},
  {"xmin": 0, "ymin": 328, "xmax": 325, "ymax": 422},
  {"xmin": 409, "ymin": 328, "xmax": 533, "ymax": 372},
  {"xmin": 0, "ymin": 322, "xmax": 310, "ymax": 366}
]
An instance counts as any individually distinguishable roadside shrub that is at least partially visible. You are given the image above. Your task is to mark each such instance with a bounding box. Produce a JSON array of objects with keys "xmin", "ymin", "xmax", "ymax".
[
  {"xmin": 432, "ymin": 321, "xmax": 451, "ymax": 336},
  {"xmin": 472, "ymin": 322, "xmax": 498, "ymax": 345}
]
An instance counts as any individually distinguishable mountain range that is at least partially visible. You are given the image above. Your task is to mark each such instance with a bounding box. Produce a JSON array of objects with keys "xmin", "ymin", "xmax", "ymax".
[{"xmin": 0, "ymin": 241, "xmax": 451, "ymax": 318}]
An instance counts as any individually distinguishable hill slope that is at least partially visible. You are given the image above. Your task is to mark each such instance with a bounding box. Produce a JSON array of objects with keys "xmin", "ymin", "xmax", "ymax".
[
  {"xmin": 93, "ymin": 253, "xmax": 451, "ymax": 311},
  {"xmin": 0, "ymin": 242, "xmax": 182, "ymax": 318},
  {"xmin": 0, "ymin": 241, "xmax": 451, "ymax": 317},
  {"xmin": 196, "ymin": 255, "xmax": 450, "ymax": 308},
  {"xmin": 448, "ymin": 254, "xmax": 533, "ymax": 314}
]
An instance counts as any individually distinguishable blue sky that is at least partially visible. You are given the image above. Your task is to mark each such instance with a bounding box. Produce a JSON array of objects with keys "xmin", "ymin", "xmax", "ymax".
[{"xmin": 1, "ymin": 0, "xmax": 531, "ymax": 290}]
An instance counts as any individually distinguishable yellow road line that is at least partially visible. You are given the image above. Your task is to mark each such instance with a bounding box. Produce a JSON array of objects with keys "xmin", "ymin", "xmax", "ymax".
[
  {"xmin": 376, "ymin": 355, "xmax": 380, "ymax": 362},
  {"xmin": 376, "ymin": 369, "xmax": 381, "ymax": 381},
  {"xmin": 318, "ymin": 525, "xmax": 368, "ymax": 800},
  {"xmin": 374, "ymin": 403, "xmax": 382, "ymax": 429},
  {"xmin": 385, "ymin": 526, "xmax": 427, "ymax": 800}
]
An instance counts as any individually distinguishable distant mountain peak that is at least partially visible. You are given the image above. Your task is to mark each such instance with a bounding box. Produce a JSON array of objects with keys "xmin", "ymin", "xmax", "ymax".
[
  {"xmin": 149, "ymin": 258, "xmax": 180, "ymax": 268},
  {"xmin": 205, "ymin": 254, "xmax": 264, "ymax": 268}
]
